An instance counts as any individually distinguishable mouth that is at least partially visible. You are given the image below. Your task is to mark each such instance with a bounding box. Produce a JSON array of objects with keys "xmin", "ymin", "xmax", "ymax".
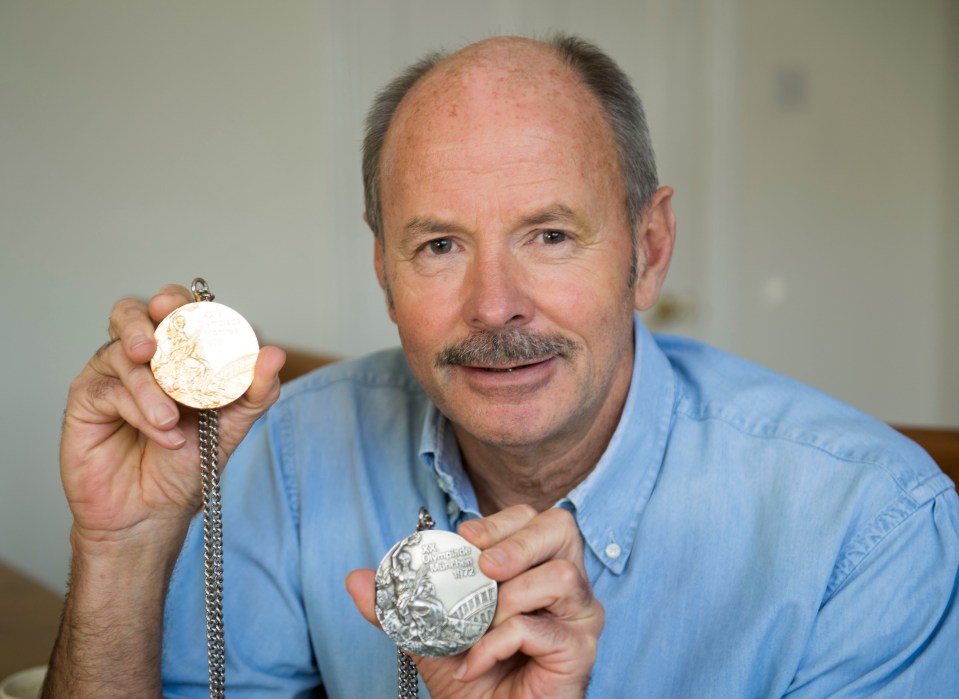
[
  {"xmin": 454, "ymin": 356, "xmax": 559, "ymax": 395},
  {"xmin": 472, "ymin": 358, "xmax": 552, "ymax": 373}
]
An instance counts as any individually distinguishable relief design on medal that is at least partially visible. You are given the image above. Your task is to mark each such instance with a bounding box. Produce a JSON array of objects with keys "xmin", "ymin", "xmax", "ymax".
[
  {"xmin": 375, "ymin": 530, "xmax": 497, "ymax": 657},
  {"xmin": 151, "ymin": 302, "xmax": 259, "ymax": 410}
]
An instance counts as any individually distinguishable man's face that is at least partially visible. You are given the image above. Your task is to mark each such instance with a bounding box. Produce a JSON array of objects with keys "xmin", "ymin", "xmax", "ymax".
[{"xmin": 375, "ymin": 45, "xmax": 649, "ymax": 456}]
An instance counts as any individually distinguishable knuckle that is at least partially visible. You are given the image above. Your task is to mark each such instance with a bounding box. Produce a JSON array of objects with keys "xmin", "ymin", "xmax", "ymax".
[
  {"xmin": 494, "ymin": 585, "xmax": 514, "ymax": 615},
  {"xmin": 109, "ymin": 298, "xmax": 148, "ymax": 335},
  {"xmin": 94, "ymin": 338, "xmax": 119, "ymax": 359},
  {"xmin": 591, "ymin": 601, "xmax": 606, "ymax": 632},
  {"xmin": 85, "ymin": 375, "xmax": 119, "ymax": 403},
  {"xmin": 552, "ymin": 559, "xmax": 582, "ymax": 589},
  {"xmin": 541, "ymin": 506, "xmax": 575, "ymax": 529},
  {"xmin": 111, "ymin": 297, "xmax": 143, "ymax": 318},
  {"xmin": 521, "ymin": 613, "xmax": 570, "ymax": 647},
  {"xmin": 503, "ymin": 531, "xmax": 537, "ymax": 563},
  {"xmin": 512, "ymin": 503, "xmax": 538, "ymax": 520},
  {"xmin": 67, "ymin": 372, "xmax": 89, "ymax": 401}
]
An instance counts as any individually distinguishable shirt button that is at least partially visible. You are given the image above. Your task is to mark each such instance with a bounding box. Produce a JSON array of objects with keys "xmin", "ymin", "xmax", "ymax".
[{"xmin": 605, "ymin": 543, "xmax": 621, "ymax": 559}]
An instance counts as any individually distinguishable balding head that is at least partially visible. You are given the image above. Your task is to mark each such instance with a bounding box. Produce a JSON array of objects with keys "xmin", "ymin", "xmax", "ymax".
[{"xmin": 362, "ymin": 34, "xmax": 658, "ymax": 246}]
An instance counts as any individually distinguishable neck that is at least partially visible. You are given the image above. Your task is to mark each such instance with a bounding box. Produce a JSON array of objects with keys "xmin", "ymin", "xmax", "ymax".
[{"xmin": 458, "ymin": 440, "xmax": 601, "ymax": 515}]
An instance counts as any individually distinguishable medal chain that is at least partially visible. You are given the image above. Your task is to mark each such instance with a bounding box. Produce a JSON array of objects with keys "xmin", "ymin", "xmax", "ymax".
[
  {"xmin": 193, "ymin": 279, "xmax": 226, "ymax": 699},
  {"xmin": 397, "ymin": 507, "xmax": 437, "ymax": 699},
  {"xmin": 199, "ymin": 407, "xmax": 225, "ymax": 698}
]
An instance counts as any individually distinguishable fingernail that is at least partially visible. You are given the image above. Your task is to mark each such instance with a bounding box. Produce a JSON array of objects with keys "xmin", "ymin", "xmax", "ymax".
[
  {"xmin": 153, "ymin": 405, "xmax": 177, "ymax": 427},
  {"xmin": 481, "ymin": 548, "xmax": 506, "ymax": 567},
  {"xmin": 452, "ymin": 659, "xmax": 467, "ymax": 681},
  {"xmin": 170, "ymin": 429, "xmax": 187, "ymax": 447}
]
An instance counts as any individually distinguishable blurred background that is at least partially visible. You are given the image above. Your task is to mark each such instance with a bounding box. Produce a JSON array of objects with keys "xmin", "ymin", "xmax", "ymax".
[{"xmin": 1, "ymin": 0, "xmax": 956, "ymax": 593}]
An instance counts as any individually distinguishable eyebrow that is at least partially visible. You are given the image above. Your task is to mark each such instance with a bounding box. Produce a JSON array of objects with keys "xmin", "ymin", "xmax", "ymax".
[
  {"xmin": 403, "ymin": 204, "xmax": 578, "ymax": 237},
  {"xmin": 517, "ymin": 204, "xmax": 577, "ymax": 228},
  {"xmin": 403, "ymin": 216, "xmax": 467, "ymax": 237}
]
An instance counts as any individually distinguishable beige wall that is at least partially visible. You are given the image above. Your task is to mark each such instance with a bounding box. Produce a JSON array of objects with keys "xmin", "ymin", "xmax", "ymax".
[
  {"xmin": 732, "ymin": 0, "xmax": 950, "ymax": 424},
  {"xmin": 1, "ymin": 0, "xmax": 955, "ymax": 592},
  {"xmin": 943, "ymin": 0, "xmax": 959, "ymax": 424}
]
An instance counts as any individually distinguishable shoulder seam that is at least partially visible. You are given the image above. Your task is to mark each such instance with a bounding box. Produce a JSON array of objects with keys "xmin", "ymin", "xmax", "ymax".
[{"xmin": 824, "ymin": 476, "xmax": 955, "ymax": 600}]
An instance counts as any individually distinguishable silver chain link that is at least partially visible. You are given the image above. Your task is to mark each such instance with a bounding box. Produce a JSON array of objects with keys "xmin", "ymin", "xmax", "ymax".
[
  {"xmin": 192, "ymin": 278, "xmax": 225, "ymax": 698},
  {"xmin": 396, "ymin": 507, "xmax": 436, "ymax": 699},
  {"xmin": 199, "ymin": 402, "xmax": 225, "ymax": 697},
  {"xmin": 397, "ymin": 649, "xmax": 419, "ymax": 698}
]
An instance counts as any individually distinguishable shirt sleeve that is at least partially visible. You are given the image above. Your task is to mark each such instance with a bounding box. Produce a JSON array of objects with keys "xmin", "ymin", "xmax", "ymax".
[
  {"xmin": 785, "ymin": 474, "xmax": 959, "ymax": 698},
  {"xmin": 160, "ymin": 415, "xmax": 323, "ymax": 698}
]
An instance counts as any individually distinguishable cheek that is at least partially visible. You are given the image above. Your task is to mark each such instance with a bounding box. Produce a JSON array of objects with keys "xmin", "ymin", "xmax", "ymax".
[
  {"xmin": 530, "ymin": 260, "xmax": 630, "ymax": 322},
  {"xmin": 391, "ymin": 284, "xmax": 455, "ymax": 355}
]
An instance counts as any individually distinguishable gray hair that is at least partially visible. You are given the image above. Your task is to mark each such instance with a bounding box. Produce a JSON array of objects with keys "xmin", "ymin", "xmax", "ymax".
[{"xmin": 361, "ymin": 34, "xmax": 658, "ymax": 241}]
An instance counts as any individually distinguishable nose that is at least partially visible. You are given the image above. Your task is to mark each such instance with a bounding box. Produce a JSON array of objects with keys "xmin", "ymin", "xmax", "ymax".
[{"xmin": 460, "ymin": 246, "xmax": 534, "ymax": 330}]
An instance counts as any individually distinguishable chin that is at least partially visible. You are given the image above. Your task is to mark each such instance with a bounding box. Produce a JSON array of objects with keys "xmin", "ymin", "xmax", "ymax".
[{"xmin": 453, "ymin": 408, "xmax": 566, "ymax": 451}]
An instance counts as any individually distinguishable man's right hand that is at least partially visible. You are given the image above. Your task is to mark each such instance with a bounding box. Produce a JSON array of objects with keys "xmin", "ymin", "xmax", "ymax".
[
  {"xmin": 43, "ymin": 284, "xmax": 284, "ymax": 698},
  {"xmin": 61, "ymin": 284, "xmax": 285, "ymax": 548}
]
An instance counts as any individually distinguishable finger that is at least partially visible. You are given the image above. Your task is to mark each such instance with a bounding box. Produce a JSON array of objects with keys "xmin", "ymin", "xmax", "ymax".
[
  {"xmin": 107, "ymin": 286, "xmax": 193, "ymax": 364},
  {"xmin": 492, "ymin": 558, "xmax": 598, "ymax": 627},
  {"xmin": 458, "ymin": 504, "xmax": 538, "ymax": 549},
  {"xmin": 345, "ymin": 568, "xmax": 380, "ymax": 627},
  {"xmin": 240, "ymin": 346, "xmax": 286, "ymax": 408},
  {"xmin": 457, "ymin": 612, "xmax": 599, "ymax": 684},
  {"xmin": 108, "ymin": 298, "xmax": 158, "ymax": 363},
  {"xmin": 146, "ymin": 284, "xmax": 195, "ymax": 323},
  {"xmin": 71, "ymin": 370, "xmax": 187, "ymax": 449},
  {"xmin": 215, "ymin": 347, "xmax": 285, "ymax": 453},
  {"xmin": 462, "ymin": 507, "xmax": 586, "ymax": 581},
  {"xmin": 87, "ymin": 338, "xmax": 182, "ymax": 431}
]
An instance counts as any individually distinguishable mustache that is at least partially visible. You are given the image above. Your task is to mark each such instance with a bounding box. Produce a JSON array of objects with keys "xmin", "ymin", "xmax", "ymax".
[{"xmin": 435, "ymin": 329, "xmax": 579, "ymax": 368}]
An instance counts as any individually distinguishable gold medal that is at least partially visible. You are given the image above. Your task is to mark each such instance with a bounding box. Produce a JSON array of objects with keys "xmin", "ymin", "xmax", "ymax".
[{"xmin": 151, "ymin": 279, "xmax": 259, "ymax": 409}]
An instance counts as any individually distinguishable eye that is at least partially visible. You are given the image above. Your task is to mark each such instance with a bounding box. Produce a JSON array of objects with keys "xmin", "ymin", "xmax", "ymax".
[
  {"xmin": 427, "ymin": 238, "xmax": 453, "ymax": 255},
  {"xmin": 541, "ymin": 230, "xmax": 567, "ymax": 245}
]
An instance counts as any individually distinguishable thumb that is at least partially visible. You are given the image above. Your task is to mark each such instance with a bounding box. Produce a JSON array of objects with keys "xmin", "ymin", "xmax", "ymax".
[
  {"xmin": 345, "ymin": 568, "xmax": 380, "ymax": 627},
  {"xmin": 216, "ymin": 346, "xmax": 285, "ymax": 454},
  {"xmin": 240, "ymin": 346, "xmax": 286, "ymax": 408}
]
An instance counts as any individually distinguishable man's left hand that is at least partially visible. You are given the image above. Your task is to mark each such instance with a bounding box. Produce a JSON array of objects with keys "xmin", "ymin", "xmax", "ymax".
[{"xmin": 346, "ymin": 505, "xmax": 605, "ymax": 698}]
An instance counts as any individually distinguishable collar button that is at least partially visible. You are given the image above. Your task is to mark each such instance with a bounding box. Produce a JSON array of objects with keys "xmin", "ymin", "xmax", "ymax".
[{"xmin": 604, "ymin": 542, "xmax": 622, "ymax": 560}]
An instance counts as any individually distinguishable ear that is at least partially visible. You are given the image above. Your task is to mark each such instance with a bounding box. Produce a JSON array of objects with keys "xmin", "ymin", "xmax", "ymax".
[
  {"xmin": 372, "ymin": 231, "xmax": 397, "ymax": 323},
  {"xmin": 633, "ymin": 186, "xmax": 677, "ymax": 311}
]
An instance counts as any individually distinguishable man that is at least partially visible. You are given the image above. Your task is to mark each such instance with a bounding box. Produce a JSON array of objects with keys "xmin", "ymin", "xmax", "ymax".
[{"xmin": 44, "ymin": 34, "xmax": 958, "ymax": 698}]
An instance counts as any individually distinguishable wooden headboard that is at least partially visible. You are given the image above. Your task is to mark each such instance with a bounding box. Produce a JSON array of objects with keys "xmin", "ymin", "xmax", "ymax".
[
  {"xmin": 277, "ymin": 346, "xmax": 341, "ymax": 385},
  {"xmin": 893, "ymin": 426, "xmax": 959, "ymax": 486}
]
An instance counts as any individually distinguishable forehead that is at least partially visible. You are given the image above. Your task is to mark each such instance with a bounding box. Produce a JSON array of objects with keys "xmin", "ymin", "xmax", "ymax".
[{"xmin": 378, "ymin": 41, "xmax": 621, "ymax": 226}]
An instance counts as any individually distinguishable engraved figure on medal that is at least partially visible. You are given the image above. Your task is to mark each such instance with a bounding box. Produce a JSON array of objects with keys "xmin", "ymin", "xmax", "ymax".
[
  {"xmin": 376, "ymin": 528, "xmax": 498, "ymax": 657},
  {"xmin": 151, "ymin": 284, "xmax": 259, "ymax": 409}
]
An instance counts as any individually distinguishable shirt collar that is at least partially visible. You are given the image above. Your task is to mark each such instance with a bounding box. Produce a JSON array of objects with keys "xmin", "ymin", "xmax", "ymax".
[
  {"xmin": 561, "ymin": 319, "xmax": 677, "ymax": 573},
  {"xmin": 418, "ymin": 315, "xmax": 678, "ymax": 573},
  {"xmin": 418, "ymin": 404, "xmax": 480, "ymax": 526}
]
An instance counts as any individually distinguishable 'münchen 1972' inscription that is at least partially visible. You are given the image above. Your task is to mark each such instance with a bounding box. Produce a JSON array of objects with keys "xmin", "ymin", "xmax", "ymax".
[{"xmin": 422, "ymin": 542, "xmax": 475, "ymax": 578}]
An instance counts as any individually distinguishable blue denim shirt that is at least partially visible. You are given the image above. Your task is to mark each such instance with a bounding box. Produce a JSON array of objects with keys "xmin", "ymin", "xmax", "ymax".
[{"xmin": 162, "ymin": 320, "xmax": 959, "ymax": 697}]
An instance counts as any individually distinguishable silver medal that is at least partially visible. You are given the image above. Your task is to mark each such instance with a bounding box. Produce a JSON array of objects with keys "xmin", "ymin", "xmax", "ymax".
[{"xmin": 375, "ymin": 514, "xmax": 497, "ymax": 658}]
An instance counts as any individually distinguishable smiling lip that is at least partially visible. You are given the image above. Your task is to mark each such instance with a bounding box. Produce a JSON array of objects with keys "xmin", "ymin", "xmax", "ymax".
[
  {"xmin": 456, "ymin": 356, "xmax": 558, "ymax": 394},
  {"xmin": 472, "ymin": 356, "xmax": 552, "ymax": 372}
]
